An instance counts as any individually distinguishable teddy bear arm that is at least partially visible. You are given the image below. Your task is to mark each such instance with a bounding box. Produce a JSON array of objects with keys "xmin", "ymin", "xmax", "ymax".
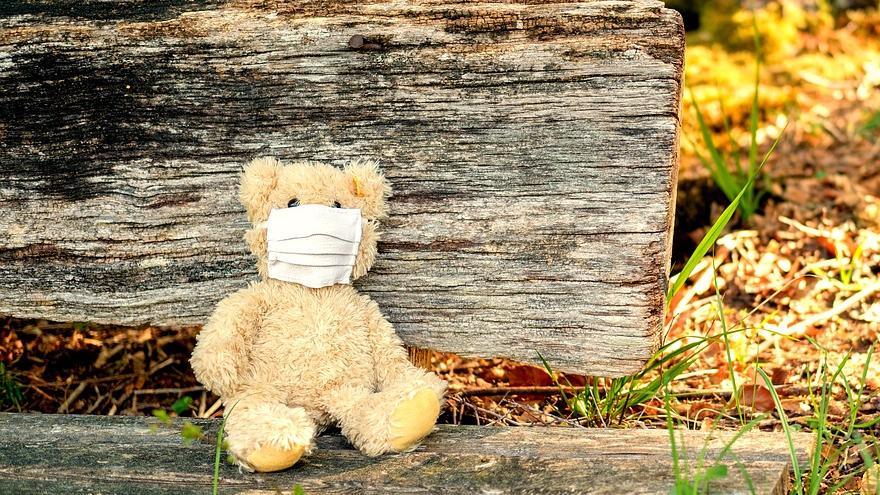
[
  {"xmin": 366, "ymin": 303, "xmax": 447, "ymax": 398},
  {"xmin": 190, "ymin": 287, "xmax": 264, "ymax": 397}
]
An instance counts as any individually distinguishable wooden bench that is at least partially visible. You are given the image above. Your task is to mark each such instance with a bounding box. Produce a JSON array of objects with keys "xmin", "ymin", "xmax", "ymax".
[
  {"xmin": 0, "ymin": 1, "xmax": 811, "ymax": 493},
  {"xmin": 0, "ymin": 414, "xmax": 809, "ymax": 494}
]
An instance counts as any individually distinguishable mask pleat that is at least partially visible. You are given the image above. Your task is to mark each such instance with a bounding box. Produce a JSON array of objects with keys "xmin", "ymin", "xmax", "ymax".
[
  {"xmin": 268, "ymin": 235, "xmax": 359, "ymax": 256},
  {"xmin": 268, "ymin": 253, "xmax": 357, "ymax": 267}
]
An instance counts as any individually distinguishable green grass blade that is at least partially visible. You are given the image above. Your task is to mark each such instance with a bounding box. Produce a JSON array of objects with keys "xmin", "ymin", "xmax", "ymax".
[
  {"xmin": 536, "ymin": 351, "xmax": 573, "ymax": 415},
  {"xmin": 213, "ymin": 416, "xmax": 227, "ymax": 495},
  {"xmin": 0, "ymin": 363, "xmax": 23, "ymax": 412},
  {"xmin": 717, "ymin": 84, "xmax": 745, "ymax": 177},
  {"xmin": 848, "ymin": 344, "xmax": 874, "ymax": 437},
  {"xmin": 668, "ymin": 120, "xmax": 787, "ymax": 304},
  {"xmin": 683, "ymin": 127, "xmax": 740, "ymax": 203},
  {"xmin": 715, "ymin": 417, "xmax": 763, "ymax": 494},
  {"xmin": 862, "ymin": 110, "xmax": 880, "ymax": 135},
  {"xmin": 688, "ymin": 86, "xmax": 739, "ymax": 193},
  {"xmin": 667, "ymin": 184, "xmax": 744, "ymax": 303},
  {"xmin": 757, "ymin": 368, "xmax": 803, "ymax": 494},
  {"xmin": 712, "ymin": 259, "xmax": 741, "ymax": 422},
  {"xmin": 213, "ymin": 401, "xmax": 241, "ymax": 495},
  {"xmin": 665, "ymin": 389, "xmax": 683, "ymax": 493}
]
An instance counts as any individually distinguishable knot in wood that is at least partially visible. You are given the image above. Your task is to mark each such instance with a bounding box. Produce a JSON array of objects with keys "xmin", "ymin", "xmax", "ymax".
[{"xmin": 348, "ymin": 35, "xmax": 382, "ymax": 50}]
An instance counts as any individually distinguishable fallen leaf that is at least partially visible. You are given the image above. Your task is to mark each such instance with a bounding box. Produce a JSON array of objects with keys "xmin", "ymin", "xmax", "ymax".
[
  {"xmin": 817, "ymin": 235, "xmax": 838, "ymax": 256},
  {"xmin": 771, "ymin": 367, "xmax": 790, "ymax": 385},
  {"xmin": 502, "ymin": 365, "xmax": 555, "ymax": 387},
  {"xmin": 736, "ymin": 384, "xmax": 776, "ymax": 413}
]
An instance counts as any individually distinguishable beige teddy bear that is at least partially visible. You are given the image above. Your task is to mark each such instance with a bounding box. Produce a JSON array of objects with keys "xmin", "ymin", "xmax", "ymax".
[{"xmin": 190, "ymin": 157, "xmax": 447, "ymax": 472}]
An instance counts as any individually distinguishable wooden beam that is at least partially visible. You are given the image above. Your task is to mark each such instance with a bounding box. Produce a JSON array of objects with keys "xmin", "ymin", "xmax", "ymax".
[
  {"xmin": 0, "ymin": 1, "xmax": 684, "ymax": 376},
  {"xmin": 0, "ymin": 413, "xmax": 812, "ymax": 494}
]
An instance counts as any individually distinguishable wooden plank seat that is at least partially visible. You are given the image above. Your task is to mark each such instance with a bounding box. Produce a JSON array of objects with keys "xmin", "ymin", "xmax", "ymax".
[
  {"xmin": 0, "ymin": 414, "xmax": 813, "ymax": 494},
  {"xmin": 0, "ymin": 1, "xmax": 812, "ymax": 493}
]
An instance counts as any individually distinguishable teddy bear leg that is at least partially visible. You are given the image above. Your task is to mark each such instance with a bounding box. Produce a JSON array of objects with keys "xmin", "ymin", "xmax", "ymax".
[
  {"xmin": 321, "ymin": 380, "xmax": 442, "ymax": 457},
  {"xmin": 223, "ymin": 395, "xmax": 316, "ymax": 472},
  {"xmin": 384, "ymin": 370, "xmax": 446, "ymax": 452}
]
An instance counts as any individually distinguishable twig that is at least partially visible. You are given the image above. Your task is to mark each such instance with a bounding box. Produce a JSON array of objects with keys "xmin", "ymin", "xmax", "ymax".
[
  {"xmin": 783, "ymin": 280, "xmax": 880, "ymax": 336},
  {"xmin": 85, "ymin": 390, "xmax": 108, "ymax": 414},
  {"xmin": 25, "ymin": 374, "xmax": 138, "ymax": 388},
  {"xmin": 456, "ymin": 385, "xmax": 580, "ymax": 397},
  {"xmin": 27, "ymin": 385, "xmax": 56, "ymax": 403},
  {"xmin": 202, "ymin": 398, "xmax": 223, "ymax": 418},
  {"xmin": 58, "ymin": 382, "xmax": 87, "ymax": 413},
  {"xmin": 672, "ymin": 385, "xmax": 816, "ymax": 400},
  {"xmin": 133, "ymin": 386, "xmax": 205, "ymax": 396},
  {"xmin": 453, "ymin": 397, "xmax": 466, "ymax": 426},
  {"xmin": 456, "ymin": 398, "xmax": 530, "ymax": 426},
  {"xmin": 779, "ymin": 215, "xmax": 826, "ymax": 237},
  {"xmin": 147, "ymin": 357, "xmax": 175, "ymax": 375},
  {"xmin": 673, "ymin": 388, "xmax": 734, "ymax": 400},
  {"xmin": 93, "ymin": 344, "xmax": 124, "ymax": 369},
  {"xmin": 501, "ymin": 400, "xmax": 584, "ymax": 428},
  {"xmin": 108, "ymin": 390, "xmax": 133, "ymax": 416}
]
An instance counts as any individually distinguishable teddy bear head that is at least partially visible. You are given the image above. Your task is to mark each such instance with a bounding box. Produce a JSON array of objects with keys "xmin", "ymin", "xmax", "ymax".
[{"xmin": 239, "ymin": 157, "xmax": 391, "ymax": 283}]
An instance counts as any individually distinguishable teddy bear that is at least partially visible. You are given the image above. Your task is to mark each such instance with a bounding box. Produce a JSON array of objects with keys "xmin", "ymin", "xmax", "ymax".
[{"xmin": 190, "ymin": 157, "xmax": 447, "ymax": 472}]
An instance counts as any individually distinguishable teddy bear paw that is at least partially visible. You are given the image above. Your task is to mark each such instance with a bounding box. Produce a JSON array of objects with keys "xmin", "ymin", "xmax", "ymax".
[
  {"xmin": 241, "ymin": 443, "xmax": 307, "ymax": 473},
  {"xmin": 226, "ymin": 403, "xmax": 315, "ymax": 472},
  {"xmin": 388, "ymin": 387, "xmax": 441, "ymax": 452}
]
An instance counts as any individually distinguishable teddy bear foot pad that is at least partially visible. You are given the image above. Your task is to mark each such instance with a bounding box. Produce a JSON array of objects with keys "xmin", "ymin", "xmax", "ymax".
[
  {"xmin": 388, "ymin": 388, "xmax": 442, "ymax": 452},
  {"xmin": 243, "ymin": 444, "xmax": 307, "ymax": 473}
]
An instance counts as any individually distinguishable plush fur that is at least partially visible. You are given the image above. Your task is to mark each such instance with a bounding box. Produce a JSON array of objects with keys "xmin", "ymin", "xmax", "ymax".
[{"xmin": 190, "ymin": 157, "xmax": 447, "ymax": 472}]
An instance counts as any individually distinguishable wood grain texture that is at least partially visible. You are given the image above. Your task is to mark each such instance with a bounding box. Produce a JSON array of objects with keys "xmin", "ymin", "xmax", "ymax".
[
  {"xmin": 0, "ymin": 0, "xmax": 684, "ymax": 376},
  {"xmin": 0, "ymin": 413, "xmax": 812, "ymax": 495}
]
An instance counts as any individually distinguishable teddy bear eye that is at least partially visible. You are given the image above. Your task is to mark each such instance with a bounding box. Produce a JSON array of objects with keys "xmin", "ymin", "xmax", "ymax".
[
  {"xmin": 332, "ymin": 201, "xmax": 342, "ymax": 208},
  {"xmin": 287, "ymin": 198, "xmax": 299, "ymax": 208}
]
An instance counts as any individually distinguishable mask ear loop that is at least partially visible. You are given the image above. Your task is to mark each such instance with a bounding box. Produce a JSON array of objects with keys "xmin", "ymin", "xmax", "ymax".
[{"xmin": 254, "ymin": 221, "xmax": 268, "ymax": 230}]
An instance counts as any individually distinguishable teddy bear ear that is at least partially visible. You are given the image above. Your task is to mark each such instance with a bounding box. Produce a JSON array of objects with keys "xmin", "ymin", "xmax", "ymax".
[
  {"xmin": 239, "ymin": 157, "xmax": 282, "ymax": 223},
  {"xmin": 344, "ymin": 159, "xmax": 391, "ymax": 219}
]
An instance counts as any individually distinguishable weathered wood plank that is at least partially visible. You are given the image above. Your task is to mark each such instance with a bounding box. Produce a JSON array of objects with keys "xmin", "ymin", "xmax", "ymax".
[
  {"xmin": 0, "ymin": 413, "xmax": 812, "ymax": 495},
  {"xmin": 0, "ymin": 1, "xmax": 684, "ymax": 376}
]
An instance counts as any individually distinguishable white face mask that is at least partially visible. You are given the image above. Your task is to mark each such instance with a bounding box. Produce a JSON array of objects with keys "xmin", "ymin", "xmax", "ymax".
[{"xmin": 261, "ymin": 204, "xmax": 363, "ymax": 288}]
